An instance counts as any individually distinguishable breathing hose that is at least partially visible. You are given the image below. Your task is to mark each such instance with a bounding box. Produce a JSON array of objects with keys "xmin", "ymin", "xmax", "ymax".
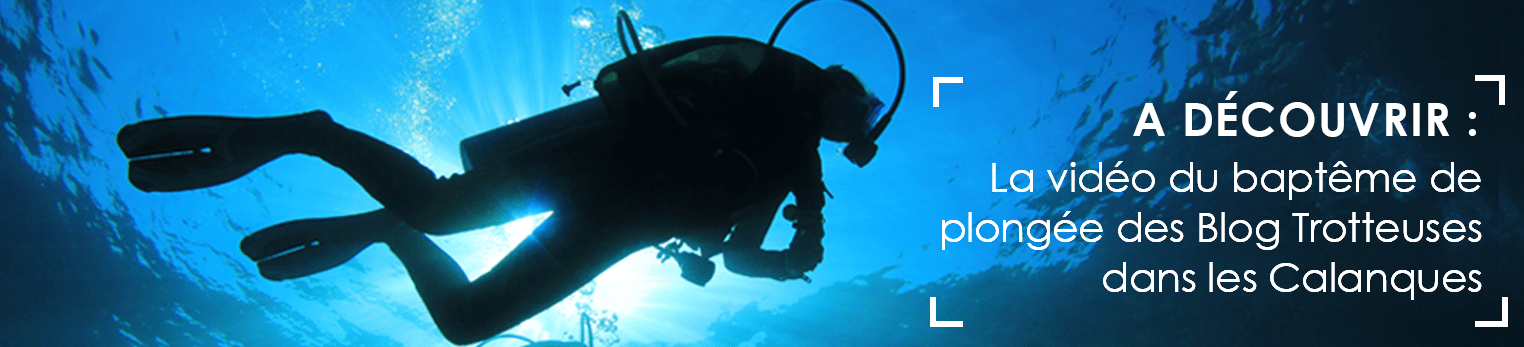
[{"xmin": 767, "ymin": 0, "xmax": 907, "ymax": 144}]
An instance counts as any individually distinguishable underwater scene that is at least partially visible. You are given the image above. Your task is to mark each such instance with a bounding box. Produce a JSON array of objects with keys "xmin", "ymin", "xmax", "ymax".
[{"xmin": 2, "ymin": 0, "xmax": 1519, "ymax": 346}]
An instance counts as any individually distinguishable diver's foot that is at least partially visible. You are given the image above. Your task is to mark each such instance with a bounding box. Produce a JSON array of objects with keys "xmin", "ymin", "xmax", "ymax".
[
  {"xmin": 241, "ymin": 208, "xmax": 404, "ymax": 280},
  {"xmin": 119, "ymin": 110, "xmax": 334, "ymax": 192}
]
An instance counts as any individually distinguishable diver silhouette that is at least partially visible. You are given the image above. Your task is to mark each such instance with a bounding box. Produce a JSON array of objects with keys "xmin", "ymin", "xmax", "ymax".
[{"xmin": 118, "ymin": 2, "xmax": 904, "ymax": 344}]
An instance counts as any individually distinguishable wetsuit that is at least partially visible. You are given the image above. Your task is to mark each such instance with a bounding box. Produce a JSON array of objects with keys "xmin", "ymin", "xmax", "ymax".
[
  {"xmin": 270, "ymin": 36, "xmax": 839, "ymax": 342},
  {"xmin": 590, "ymin": 36, "xmax": 831, "ymax": 279},
  {"xmin": 367, "ymin": 36, "xmax": 832, "ymax": 278}
]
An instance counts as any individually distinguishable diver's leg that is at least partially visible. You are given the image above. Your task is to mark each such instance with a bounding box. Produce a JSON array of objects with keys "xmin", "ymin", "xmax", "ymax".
[
  {"xmin": 120, "ymin": 109, "xmax": 493, "ymax": 231},
  {"xmin": 279, "ymin": 112, "xmax": 531, "ymax": 234},
  {"xmin": 123, "ymin": 110, "xmax": 548, "ymax": 233},
  {"xmin": 379, "ymin": 211, "xmax": 643, "ymax": 345},
  {"xmin": 120, "ymin": 111, "xmax": 351, "ymax": 192}
]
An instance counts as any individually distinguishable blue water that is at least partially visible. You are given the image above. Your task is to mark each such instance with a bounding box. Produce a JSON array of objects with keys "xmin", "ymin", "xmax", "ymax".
[{"xmin": 3, "ymin": 0, "xmax": 1519, "ymax": 346}]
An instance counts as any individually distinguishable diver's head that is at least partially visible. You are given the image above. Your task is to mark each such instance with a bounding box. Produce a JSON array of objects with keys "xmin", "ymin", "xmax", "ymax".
[{"xmin": 819, "ymin": 65, "xmax": 884, "ymax": 144}]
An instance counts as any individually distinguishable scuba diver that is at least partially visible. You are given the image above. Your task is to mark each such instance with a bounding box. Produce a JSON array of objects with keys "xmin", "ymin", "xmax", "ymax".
[{"xmin": 118, "ymin": 1, "xmax": 904, "ymax": 345}]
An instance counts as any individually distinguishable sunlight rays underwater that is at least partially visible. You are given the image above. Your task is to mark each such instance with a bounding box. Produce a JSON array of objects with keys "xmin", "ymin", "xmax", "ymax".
[{"xmin": 1, "ymin": 0, "xmax": 1221, "ymax": 345}]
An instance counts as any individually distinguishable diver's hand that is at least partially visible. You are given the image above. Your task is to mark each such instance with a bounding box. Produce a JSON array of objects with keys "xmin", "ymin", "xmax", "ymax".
[
  {"xmin": 783, "ymin": 222, "xmax": 825, "ymax": 280},
  {"xmin": 782, "ymin": 246, "xmax": 822, "ymax": 280}
]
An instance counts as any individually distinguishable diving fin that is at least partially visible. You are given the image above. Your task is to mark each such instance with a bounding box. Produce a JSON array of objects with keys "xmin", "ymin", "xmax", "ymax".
[
  {"xmin": 240, "ymin": 209, "xmax": 405, "ymax": 281},
  {"xmin": 118, "ymin": 110, "xmax": 329, "ymax": 192}
]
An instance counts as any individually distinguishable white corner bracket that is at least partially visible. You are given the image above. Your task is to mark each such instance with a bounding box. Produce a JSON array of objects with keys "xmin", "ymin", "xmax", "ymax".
[
  {"xmin": 1475, "ymin": 75, "xmax": 1505, "ymax": 106},
  {"xmin": 933, "ymin": 77, "xmax": 963, "ymax": 107},
  {"xmin": 1475, "ymin": 297, "xmax": 1508, "ymax": 328},
  {"xmin": 929, "ymin": 297, "xmax": 963, "ymax": 327}
]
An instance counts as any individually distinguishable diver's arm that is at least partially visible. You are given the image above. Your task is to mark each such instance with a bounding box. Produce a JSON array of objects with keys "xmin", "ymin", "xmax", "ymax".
[
  {"xmin": 782, "ymin": 150, "xmax": 826, "ymax": 276},
  {"xmin": 721, "ymin": 193, "xmax": 800, "ymax": 280},
  {"xmin": 724, "ymin": 151, "xmax": 828, "ymax": 281}
]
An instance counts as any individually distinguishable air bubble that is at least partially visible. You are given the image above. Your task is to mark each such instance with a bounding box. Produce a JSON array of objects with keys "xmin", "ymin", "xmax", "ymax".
[
  {"xmin": 570, "ymin": 7, "xmax": 597, "ymax": 29},
  {"xmin": 638, "ymin": 25, "xmax": 665, "ymax": 48}
]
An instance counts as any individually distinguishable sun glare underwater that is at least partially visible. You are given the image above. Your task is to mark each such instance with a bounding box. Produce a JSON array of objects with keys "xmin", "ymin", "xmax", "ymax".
[{"xmin": 4, "ymin": 0, "xmax": 1520, "ymax": 346}]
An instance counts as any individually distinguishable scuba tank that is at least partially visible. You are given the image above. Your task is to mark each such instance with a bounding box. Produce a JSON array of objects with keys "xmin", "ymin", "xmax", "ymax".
[
  {"xmin": 460, "ymin": 35, "xmax": 760, "ymax": 174},
  {"xmin": 459, "ymin": 97, "xmax": 613, "ymax": 172}
]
